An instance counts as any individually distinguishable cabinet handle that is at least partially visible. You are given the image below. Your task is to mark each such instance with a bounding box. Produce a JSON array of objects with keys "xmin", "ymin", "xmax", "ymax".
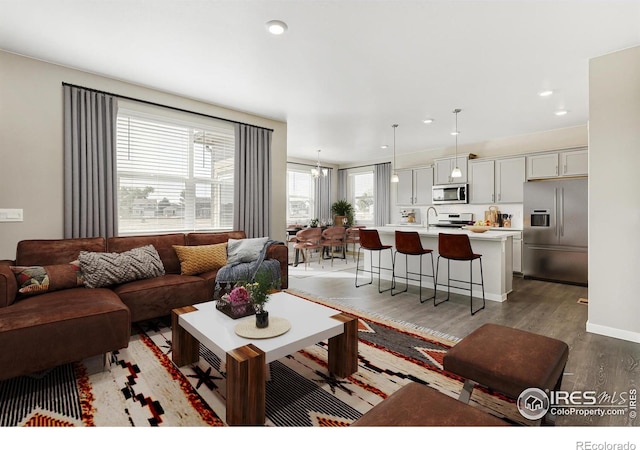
[{"xmin": 498, "ymin": 193, "xmax": 501, "ymax": 201}]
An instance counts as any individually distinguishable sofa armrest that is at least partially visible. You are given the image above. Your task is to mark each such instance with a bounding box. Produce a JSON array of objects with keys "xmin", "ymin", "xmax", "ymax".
[
  {"xmin": 0, "ymin": 264, "xmax": 18, "ymax": 308},
  {"xmin": 266, "ymin": 243, "xmax": 289, "ymax": 289}
]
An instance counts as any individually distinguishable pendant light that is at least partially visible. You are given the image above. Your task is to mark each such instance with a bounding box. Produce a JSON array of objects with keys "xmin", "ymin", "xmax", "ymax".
[
  {"xmin": 391, "ymin": 124, "xmax": 399, "ymax": 183},
  {"xmin": 311, "ymin": 149, "xmax": 328, "ymax": 178},
  {"xmin": 451, "ymin": 108, "xmax": 462, "ymax": 179}
]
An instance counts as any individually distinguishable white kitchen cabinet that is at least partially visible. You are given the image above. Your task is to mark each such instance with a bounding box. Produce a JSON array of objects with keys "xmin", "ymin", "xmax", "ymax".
[
  {"xmin": 527, "ymin": 148, "xmax": 588, "ymax": 180},
  {"xmin": 434, "ymin": 156, "xmax": 468, "ymax": 184},
  {"xmin": 560, "ymin": 149, "xmax": 588, "ymax": 176},
  {"xmin": 495, "ymin": 157, "xmax": 525, "ymax": 203},
  {"xmin": 468, "ymin": 160, "xmax": 495, "ymax": 203},
  {"xmin": 469, "ymin": 157, "xmax": 525, "ymax": 204},
  {"xmin": 527, "ymin": 153, "xmax": 559, "ymax": 179},
  {"xmin": 513, "ymin": 234, "xmax": 522, "ymax": 273},
  {"xmin": 396, "ymin": 166, "xmax": 433, "ymax": 206}
]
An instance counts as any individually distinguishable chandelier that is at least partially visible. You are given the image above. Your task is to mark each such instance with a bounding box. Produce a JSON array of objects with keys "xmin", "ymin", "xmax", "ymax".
[{"xmin": 311, "ymin": 149, "xmax": 328, "ymax": 178}]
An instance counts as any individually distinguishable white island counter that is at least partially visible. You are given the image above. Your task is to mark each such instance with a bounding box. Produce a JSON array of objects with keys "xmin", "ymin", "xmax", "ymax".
[{"xmin": 369, "ymin": 226, "xmax": 521, "ymax": 302}]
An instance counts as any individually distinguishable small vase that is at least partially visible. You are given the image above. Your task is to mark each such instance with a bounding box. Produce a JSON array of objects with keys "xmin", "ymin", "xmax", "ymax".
[{"xmin": 255, "ymin": 310, "xmax": 269, "ymax": 328}]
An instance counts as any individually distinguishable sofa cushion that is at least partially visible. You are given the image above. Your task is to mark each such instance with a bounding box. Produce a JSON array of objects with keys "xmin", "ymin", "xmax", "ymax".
[
  {"xmin": 0, "ymin": 287, "xmax": 130, "ymax": 381},
  {"xmin": 16, "ymin": 237, "xmax": 106, "ymax": 266},
  {"xmin": 79, "ymin": 245, "xmax": 165, "ymax": 288},
  {"xmin": 112, "ymin": 274, "xmax": 209, "ymax": 322},
  {"xmin": 173, "ymin": 243, "xmax": 227, "ymax": 275},
  {"xmin": 186, "ymin": 231, "xmax": 246, "ymax": 246},
  {"xmin": 11, "ymin": 261, "xmax": 84, "ymax": 298},
  {"xmin": 227, "ymin": 237, "xmax": 269, "ymax": 264}
]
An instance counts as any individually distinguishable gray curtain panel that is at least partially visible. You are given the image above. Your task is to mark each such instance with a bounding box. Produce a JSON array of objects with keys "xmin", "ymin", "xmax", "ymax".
[
  {"xmin": 374, "ymin": 162, "xmax": 391, "ymax": 226},
  {"xmin": 63, "ymin": 85, "xmax": 118, "ymax": 239},
  {"xmin": 234, "ymin": 124, "xmax": 273, "ymax": 238},
  {"xmin": 337, "ymin": 168, "xmax": 347, "ymax": 201},
  {"xmin": 314, "ymin": 168, "xmax": 332, "ymax": 224}
]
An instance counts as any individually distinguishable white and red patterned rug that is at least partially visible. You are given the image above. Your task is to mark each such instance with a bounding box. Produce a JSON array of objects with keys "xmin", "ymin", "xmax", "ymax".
[{"xmin": 0, "ymin": 289, "xmax": 526, "ymax": 427}]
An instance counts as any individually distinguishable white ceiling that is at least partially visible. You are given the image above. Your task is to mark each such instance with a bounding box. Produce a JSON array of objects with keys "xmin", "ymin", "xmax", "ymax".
[{"xmin": 1, "ymin": 1, "xmax": 639, "ymax": 165}]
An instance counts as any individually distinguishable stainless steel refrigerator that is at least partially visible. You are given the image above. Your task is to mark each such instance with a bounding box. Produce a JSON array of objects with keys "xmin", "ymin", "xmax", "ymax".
[{"xmin": 523, "ymin": 178, "xmax": 588, "ymax": 285}]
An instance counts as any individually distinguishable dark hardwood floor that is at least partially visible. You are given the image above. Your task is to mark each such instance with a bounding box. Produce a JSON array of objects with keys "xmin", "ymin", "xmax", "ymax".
[{"xmin": 288, "ymin": 262, "xmax": 639, "ymax": 427}]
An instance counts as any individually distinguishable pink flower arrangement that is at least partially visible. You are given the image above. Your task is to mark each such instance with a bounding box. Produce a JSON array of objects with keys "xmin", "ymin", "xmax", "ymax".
[{"xmin": 227, "ymin": 286, "xmax": 250, "ymax": 305}]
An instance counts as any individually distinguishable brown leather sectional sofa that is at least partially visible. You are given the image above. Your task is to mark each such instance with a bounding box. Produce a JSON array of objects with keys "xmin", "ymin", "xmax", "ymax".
[{"xmin": 0, "ymin": 231, "xmax": 288, "ymax": 381}]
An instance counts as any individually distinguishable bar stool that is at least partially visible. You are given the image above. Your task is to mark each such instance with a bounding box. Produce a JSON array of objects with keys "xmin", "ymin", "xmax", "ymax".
[
  {"xmin": 391, "ymin": 230, "xmax": 436, "ymax": 303},
  {"xmin": 434, "ymin": 233, "xmax": 485, "ymax": 315},
  {"xmin": 355, "ymin": 229, "xmax": 395, "ymax": 293}
]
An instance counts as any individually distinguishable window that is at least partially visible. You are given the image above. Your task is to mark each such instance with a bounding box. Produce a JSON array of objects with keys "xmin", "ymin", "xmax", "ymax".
[
  {"xmin": 286, "ymin": 166, "xmax": 315, "ymax": 225},
  {"xmin": 348, "ymin": 170, "xmax": 374, "ymax": 224},
  {"xmin": 116, "ymin": 103, "xmax": 235, "ymax": 235}
]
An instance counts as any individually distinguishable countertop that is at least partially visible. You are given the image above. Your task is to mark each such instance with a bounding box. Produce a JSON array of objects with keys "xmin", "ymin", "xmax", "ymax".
[{"xmin": 374, "ymin": 226, "xmax": 521, "ymax": 241}]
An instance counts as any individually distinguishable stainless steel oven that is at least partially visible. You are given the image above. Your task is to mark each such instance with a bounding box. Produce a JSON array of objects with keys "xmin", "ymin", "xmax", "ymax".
[{"xmin": 432, "ymin": 183, "xmax": 468, "ymax": 205}]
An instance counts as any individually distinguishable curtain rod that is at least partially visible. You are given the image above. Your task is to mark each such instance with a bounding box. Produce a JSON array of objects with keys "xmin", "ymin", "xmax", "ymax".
[
  {"xmin": 62, "ymin": 82, "xmax": 274, "ymax": 132},
  {"xmin": 287, "ymin": 161, "xmax": 332, "ymax": 169},
  {"xmin": 338, "ymin": 162, "xmax": 390, "ymax": 171}
]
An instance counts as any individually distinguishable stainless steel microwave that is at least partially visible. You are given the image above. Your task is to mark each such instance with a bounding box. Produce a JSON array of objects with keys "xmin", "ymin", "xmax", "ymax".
[{"xmin": 432, "ymin": 183, "xmax": 468, "ymax": 205}]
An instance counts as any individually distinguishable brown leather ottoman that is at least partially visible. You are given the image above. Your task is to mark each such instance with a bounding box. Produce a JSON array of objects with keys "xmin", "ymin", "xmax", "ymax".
[
  {"xmin": 443, "ymin": 323, "xmax": 569, "ymax": 401},
  {"xmin": 351, "ymin": 382, "xmax": 508, "ymax": 426}
]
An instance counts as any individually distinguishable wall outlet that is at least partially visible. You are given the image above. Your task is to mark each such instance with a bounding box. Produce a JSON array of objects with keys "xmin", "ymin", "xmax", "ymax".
[{"xmin": 0, "ymin": 209, "xmax": 23, "ymax": 222}]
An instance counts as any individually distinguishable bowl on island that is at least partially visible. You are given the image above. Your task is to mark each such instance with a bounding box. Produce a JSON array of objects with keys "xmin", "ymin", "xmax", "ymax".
[{"xmin": 464, "ymin": 225, "xmax": 491, "ymax": 233}]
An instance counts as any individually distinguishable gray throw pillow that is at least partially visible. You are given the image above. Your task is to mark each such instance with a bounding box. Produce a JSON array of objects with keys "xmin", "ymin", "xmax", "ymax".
[
  {"xmin": 79, "ymin": 245, "xmax": 165, "ymax": 288},
  {"xmin": 226, "ymin": 237, "xmax": 269, "ymax": 265}
]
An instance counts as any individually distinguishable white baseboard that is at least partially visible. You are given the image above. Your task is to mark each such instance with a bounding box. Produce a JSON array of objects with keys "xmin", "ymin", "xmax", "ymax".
[{"xmin": 586, "ymin": 321, "xmax": 640, "ymax": 344}]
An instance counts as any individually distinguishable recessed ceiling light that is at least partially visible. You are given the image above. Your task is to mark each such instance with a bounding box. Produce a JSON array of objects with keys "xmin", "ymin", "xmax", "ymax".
[
  {"xmin": 555, "ymin": 110, "xmax": 569, "ymax": 116},
  {"xmin": 266, "ymin": 20, "xmax": 288, "ymax": 35},
  {"xmin": 423, "ymin": 118, "xmax": 434, "ymax": 124},
  {"xmin": 450, "ymin": 131, "xmax": 460, "ymax": 136},
  {"xmin": 538, "ymin": 90, "xmax": 554, "ymax": 97},
  {"xmin": 381, "ymin": 145, "xmax": 389, "ymax": 149}
]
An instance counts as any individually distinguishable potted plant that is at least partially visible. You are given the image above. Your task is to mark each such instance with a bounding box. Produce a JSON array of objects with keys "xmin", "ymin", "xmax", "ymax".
[
  {"xmin": 331, "ymin": 199, "xmax": 354, "ymax": 226},
  {"xmin": 246, "ymin": 267, "xmax": 277, "ymax": 328}
]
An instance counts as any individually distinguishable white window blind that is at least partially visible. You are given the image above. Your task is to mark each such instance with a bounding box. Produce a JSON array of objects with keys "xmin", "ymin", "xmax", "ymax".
[
  {"xmin": 116, "ymin": 104, "xmax": 235, "ymax": 235},
  {"xmin": 349, "ymin": 171, "xmax": 374, "ymax": 224},
  {"xmin": 286, "ymin": 166, "xmax": 315, "ymax": 225}
]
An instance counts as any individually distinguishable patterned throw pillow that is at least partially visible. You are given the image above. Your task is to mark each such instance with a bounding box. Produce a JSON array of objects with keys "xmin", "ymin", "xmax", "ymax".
[
  {"xmin": 79, "ymin": 245, "xmax": 165, "ymax": 289},
  {"xmin": 226, "ymin": 237, "xmax": 269, "ymax": 264},
  {"xmin": 173, "ymin": 243, "xmax": 228, "ymax": 275},
  {"xmin": 11, "ymin": 261, "xmax": 84, "ymax": 297}
]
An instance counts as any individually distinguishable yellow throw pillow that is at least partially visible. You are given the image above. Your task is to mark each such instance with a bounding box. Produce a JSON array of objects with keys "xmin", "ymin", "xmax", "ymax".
[{"xmin": 173, "ymin": 243, "xmax": 228, "ymax": 276}]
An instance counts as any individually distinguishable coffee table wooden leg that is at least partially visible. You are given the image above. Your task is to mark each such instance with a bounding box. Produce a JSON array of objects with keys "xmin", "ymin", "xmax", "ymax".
[
  {"xmin": 171, "ymin": 306, "xmax": 200, "ymax": 367},
  {"xmin": 328, "ymin": 313, "xmax": 358, "ymax": 378},
  {"xmin": 226, "ymin": 344, "xmax": 266, "ymax": 426}
]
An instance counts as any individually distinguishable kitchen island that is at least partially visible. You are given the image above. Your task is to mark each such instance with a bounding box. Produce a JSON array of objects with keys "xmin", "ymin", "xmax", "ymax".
[{"xmin": 369, "ymin": 226, "xmax": 521, "ymax": 302}]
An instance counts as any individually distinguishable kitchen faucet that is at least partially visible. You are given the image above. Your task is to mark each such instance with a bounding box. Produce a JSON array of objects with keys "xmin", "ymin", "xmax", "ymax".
[{"xmin": 425, "ymin": 206, "xmax": 438, "ymax": 228}]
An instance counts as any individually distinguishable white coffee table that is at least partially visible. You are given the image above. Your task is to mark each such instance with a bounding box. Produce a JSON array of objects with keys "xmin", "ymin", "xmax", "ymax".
[{"xmin": 171, "ymin": 291, "xmax": 358, "ymax": 426}]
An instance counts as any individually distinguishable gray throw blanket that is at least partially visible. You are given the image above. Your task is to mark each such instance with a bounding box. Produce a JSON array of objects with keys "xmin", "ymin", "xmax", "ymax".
[{"xmin": 215, "ymin": 239, "xmax": 284, "ymax": 292}]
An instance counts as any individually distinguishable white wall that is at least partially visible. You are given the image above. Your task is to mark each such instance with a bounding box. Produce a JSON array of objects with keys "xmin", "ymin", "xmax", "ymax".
[
  {"xmin": 587, "ymin": 45, "xmax": 640, "ymax": 343},
  {"xmin": 0, "ymin": 50, "xmax": 287, "ymax": 259}
]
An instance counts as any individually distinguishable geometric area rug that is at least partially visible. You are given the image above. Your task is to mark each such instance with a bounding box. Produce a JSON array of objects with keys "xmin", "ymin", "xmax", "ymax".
[{"xmin": 0, "ymin": 289, "xmax": 527, "ymax": 427}]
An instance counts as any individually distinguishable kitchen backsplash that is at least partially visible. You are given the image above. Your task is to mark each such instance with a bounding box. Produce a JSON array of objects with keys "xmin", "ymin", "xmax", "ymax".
[{"xmin": 391, "ymin": 204, "xmax": 524, "ymax": 229}]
